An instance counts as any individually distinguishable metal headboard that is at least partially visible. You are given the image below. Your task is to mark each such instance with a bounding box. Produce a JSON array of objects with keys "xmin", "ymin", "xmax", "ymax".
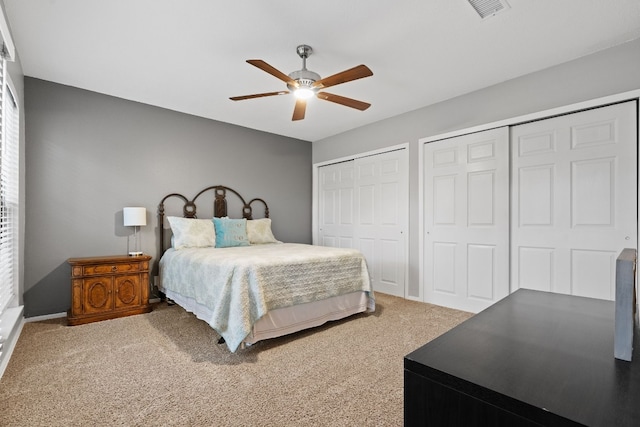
[{"xmin": 158, "ymin": 185, "xmax": 269, "ymax": 255}]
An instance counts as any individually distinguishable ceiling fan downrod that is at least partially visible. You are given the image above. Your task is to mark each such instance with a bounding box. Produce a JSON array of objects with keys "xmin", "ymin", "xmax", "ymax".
[
  {"xmin": 297, "ymin": 44, "xmax": 312, "ymax": 66},
  {"xmin": 288, "ymin": 44, "xmax": 320, "ymax": 91}
]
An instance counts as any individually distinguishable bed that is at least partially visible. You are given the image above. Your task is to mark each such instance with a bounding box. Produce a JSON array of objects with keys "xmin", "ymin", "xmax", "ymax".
[{"xmin": 157, "ymin": 185, "xmax": 374, "ymax": 352}]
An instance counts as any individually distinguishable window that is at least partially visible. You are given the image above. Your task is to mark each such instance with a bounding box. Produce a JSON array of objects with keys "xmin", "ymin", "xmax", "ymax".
[
  {"xmin": 0, "ymin": 59, "xmax": 18, "ymax": 319},
  {"xmin": 0, "ymin": 7, "xmax": 19, "ymax": 374}
]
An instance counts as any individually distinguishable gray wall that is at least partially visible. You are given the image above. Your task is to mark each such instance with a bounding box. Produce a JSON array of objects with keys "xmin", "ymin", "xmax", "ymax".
[
  {"xmin": 24, "ymin": 78, "xmax": 311, "ymax": 317},
  {"xmin": 313, "ymin": 38, "xmax": 640, "ymax": 299}
]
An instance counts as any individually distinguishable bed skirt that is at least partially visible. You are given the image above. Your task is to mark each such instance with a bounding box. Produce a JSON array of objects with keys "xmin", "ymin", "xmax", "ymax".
[{"xmin": 161, "ymin": 289, "xmax": 370, "ymax": 347}]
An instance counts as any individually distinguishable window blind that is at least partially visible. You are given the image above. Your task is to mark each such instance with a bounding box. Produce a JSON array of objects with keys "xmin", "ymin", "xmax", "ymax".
[{"xmin": 0, "ymin": 58, "xmax": 18, "ymax": 318}]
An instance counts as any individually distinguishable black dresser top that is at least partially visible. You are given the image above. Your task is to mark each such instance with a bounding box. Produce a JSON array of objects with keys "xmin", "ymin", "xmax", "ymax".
[{"xmin": 405, "ymin": 289, "xmax": 640, "ymax": 426}]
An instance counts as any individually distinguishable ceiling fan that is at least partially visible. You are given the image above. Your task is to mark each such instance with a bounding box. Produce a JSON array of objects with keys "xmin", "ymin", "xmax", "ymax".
[{"xmin": 230, "ymin": 45, "xmax": 373, "ymax": 121}]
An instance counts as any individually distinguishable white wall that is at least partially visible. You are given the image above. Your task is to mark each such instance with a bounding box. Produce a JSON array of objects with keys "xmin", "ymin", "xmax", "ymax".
[{"xmin": 313, "ymin": 38, "xmax": 640, "ymax": 299}]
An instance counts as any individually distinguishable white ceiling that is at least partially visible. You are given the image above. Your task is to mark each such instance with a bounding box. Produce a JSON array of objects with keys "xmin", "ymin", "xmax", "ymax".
[{"xmin": 4, "ymin": 0, "xmax": 640, "ymax": 142}]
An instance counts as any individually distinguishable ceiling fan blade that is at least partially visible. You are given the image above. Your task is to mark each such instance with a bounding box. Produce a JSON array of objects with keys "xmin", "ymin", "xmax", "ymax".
[
  {"xmin": 292, "ymin": 98, "xmax": 307, "ymax": 121},
  {"xmin": 312, "ymin": 64, "xmax": 373, "ymax": 90},
  {"xmin": 316, "ymin": 92, "xmax": 371, "ymax": 111},
  {"xmin": 230, "ymin": 91, "xmax": 289, "ymax": 101},
  {"xmin": 247, "ymin": 59, "xmax": 298, "ymax": 87}
]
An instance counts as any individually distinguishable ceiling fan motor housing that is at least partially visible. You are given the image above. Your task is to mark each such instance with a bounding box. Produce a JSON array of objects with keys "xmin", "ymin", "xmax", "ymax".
[{"xmin": 287, "ymin": 69, "xmax": 321, "ymax": 90}]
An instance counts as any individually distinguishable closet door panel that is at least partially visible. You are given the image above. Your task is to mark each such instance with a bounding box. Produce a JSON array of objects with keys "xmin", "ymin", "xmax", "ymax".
[
  {"xmin": 518, "ymin": 246, "xmax": 554, "ymax": 292},
  {"xmin": 467, "ymin": 244, "xmax": 496, "ymax": 300},
  {"xmin": 433, "ymin": 243, "xmax": 457, "ymax": 294},
  {"xmin": 318, "ymin": 161, "xmax": 355, "ymax": 248},
  {"xmin": 318, "ymin": 148, "xmax": 409, "ymax": 298},
  {"xmin": 424, "ymin": 127, "xmax": 510, "ymax": 312},
  {"xmin": 518, "ymin": 165, "xmax": 554, "ymax": 226},
  {"xmin": 511, "ymin": 101, "xmax": 637, "ymax": 300},
  {"xmin": 571, "ymin": 249, "xmax": 616, "ymax": 299},
  {"xmin": 381, "ymin": 238, "xmax": 401, "ymax": 285},
  {"xmin": 354, "ymin": 150, "xmax": 408, "ymax": 297}
]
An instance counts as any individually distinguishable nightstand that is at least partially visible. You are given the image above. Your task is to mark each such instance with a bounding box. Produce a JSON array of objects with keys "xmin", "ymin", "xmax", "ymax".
[{"xmin": 67, "ymin": 255, "xmax": 152, "ymax": 326}]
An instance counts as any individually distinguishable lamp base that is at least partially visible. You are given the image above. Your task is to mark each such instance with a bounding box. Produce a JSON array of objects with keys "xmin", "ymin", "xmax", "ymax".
[{"xmin": 128, "ymin": 251, "xmax": 144, "ymax": 257}]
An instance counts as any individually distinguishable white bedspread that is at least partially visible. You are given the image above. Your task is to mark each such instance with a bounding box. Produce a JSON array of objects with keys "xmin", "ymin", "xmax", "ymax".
[{"xmin": 159, "ymin": 243, "xmax": 374, "ymax": 351}]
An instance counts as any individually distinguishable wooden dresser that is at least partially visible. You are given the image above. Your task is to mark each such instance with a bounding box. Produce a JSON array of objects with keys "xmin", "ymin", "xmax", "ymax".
[{"xmin": 67, "ymin": 255, "xmax": 152, "ymax": 326}]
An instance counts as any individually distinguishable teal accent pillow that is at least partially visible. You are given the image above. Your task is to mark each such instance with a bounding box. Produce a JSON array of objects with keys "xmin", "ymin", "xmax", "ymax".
[{"xmin": 213, "ymin": 217, "xmax": 250, "ymax": 248}]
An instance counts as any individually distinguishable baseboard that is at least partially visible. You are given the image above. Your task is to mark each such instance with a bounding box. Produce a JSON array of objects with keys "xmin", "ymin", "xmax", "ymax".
[
  {"xmin": 24, "ymin": 303, "xmax": 162, "ymax": 324},
  {"xmin": 24, "ymin": 312, "xmax": 67, "ymax": 323},
  {"xmin": 0, "ymin": 306, "xmax": 25, "ymax": 380}
]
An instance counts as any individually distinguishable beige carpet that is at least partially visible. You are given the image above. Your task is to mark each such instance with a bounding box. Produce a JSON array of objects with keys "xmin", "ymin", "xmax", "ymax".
[{"xmin": 0, "ymin": 293, "xmax": 471, "ymax": 426}]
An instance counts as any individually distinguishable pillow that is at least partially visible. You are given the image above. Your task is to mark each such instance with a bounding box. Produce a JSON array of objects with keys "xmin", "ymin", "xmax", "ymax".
[
  {"xmin": 247, "ymin": 218, "xmax": 279, "ymax": 244},
  {"xmin": 213, "ymin": 217, "xmax": 250, "ymax": 248},
  {"xmin": 167, "ymin": 216, "xmax": 216, "ymax": 249}
]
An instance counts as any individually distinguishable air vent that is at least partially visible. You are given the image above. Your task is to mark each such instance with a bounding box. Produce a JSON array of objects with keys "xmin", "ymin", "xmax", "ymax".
[{"xmin": 468, "ymin": 0, "xmax": 510, "ymax": 19}]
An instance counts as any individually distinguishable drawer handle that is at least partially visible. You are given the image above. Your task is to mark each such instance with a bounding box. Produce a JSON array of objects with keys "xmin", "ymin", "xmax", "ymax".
[{"xmin": 111, "ymin": 266, "xmax": 117, "ymax": 272}]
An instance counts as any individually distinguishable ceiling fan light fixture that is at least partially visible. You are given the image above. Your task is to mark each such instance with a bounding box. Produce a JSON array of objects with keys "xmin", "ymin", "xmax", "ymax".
[{"xmin": 294, "ymin": 87, "xmax": 315, "ymax": 100}]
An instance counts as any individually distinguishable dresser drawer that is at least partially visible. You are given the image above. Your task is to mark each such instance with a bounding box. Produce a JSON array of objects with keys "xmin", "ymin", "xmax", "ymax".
[{"xmin": 82, "ymin": 262, "xmax": 142, "ymax": 276}]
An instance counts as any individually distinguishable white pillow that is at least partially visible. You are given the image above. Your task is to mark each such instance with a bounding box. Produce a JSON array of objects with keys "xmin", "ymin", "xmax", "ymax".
[
  {"xmin": 247, "ymin": 218, "xmax": 279, "ymax": 244},
  {"xmin": 167, "ymin": 216, "xmax": 216, "ymax": 249}
]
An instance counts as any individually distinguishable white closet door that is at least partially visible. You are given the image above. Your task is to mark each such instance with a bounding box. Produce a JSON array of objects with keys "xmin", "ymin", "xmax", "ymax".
[
  {"xmin": 511, "ymin": 101, "xmax": 637, "ymax": 300},
  {"xmin": 423, "ymin": 127, "xmax": 510, "ymax": 312},
  {"xmin": 318, "ymin": 160, "xmax": 355, "ymax": 248},
  {"xmin": 354, "ymin": 150, "xmax": 408, "ymax": 297}
]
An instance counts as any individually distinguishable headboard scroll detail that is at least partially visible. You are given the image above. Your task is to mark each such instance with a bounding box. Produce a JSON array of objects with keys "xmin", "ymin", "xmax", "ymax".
[{"xmin": 158, "ymin": 185, "xmax": 269, "ymax": 254}]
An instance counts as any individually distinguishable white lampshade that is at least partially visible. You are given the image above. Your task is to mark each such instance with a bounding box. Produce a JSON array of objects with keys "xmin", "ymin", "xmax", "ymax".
[{"xmin": 123, "ymin": 207, "xmax": 147, "ymax": 227}]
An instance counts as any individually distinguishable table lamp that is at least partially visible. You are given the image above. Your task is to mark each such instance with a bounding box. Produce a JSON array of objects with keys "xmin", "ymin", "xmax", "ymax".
[{"xmin": 123, "ymin": 207, "xmax": 146, "ymax": 256}]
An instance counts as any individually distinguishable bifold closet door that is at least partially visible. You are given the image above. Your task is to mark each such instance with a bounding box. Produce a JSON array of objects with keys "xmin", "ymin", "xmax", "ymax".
[
  {"xmin": 319, "ymin": 149, "xmax": 408, "ymax": 297},
  {"xmin": 423, "ymin": 127, "xmax": 510, "ymax": 312},
  {"xmin": 511, "ymin": 101, "xmax": 637, "ymax": 300},
  {"xmin": 353, "ymin": 150, "xmax": 408, "ymax": 297},
  {"xmin": 318, "ymin": 160, "xmax": 356, "ymax": 248}
]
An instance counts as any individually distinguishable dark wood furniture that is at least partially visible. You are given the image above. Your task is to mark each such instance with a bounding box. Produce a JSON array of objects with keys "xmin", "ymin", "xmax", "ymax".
[
  {"xmin": 404, "ymin": 289, "xmax": 640, "ymax": 427},
  {"xmin": 67, "ymin": 255, "xmax": 152, "ymax": 325}
]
